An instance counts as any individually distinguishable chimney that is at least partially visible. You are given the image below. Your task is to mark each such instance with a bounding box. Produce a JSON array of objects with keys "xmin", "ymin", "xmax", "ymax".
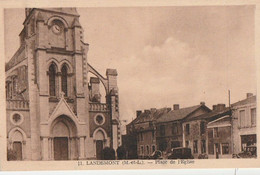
[
  {"xmin": 144, "ymin": 109, "xmax": 150, "ymax": 113},
  {"xmin": 200, "ymin": 101, "xmax": 205, "ymax": 105},
  {"xmin": 213, "ymin": 104, "xmax": 226, "ymax": 111},
  {"xmin": 173, "ymin": 104, "xmax": 179, "ymax": 110},
  {"xmin": 247, "ymin": 93, "xmax": 253, "ymax": 98},
  {"xmin": 136, "ymin": 110, "xmax": 142, "ymax": 117},
  {"xmin": 150, "ymin": 108, "xmax": 156, "ymax": 113}
]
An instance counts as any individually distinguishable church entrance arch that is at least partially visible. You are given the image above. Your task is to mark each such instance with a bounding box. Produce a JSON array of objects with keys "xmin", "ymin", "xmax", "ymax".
[
  {"xmin": 8, "ymin": 127, "xmax": 27, "ymax": 160},
  {"xmin": 93, "ymin": 128, "xmax": 107, "ymax": 160},
  {"xmin": 11, "ymin": 130, "xmax": 23, "ymax": 160},
  {"xmin": 50, "ymin": 115, "xmax": 78, "ymax": 160}
]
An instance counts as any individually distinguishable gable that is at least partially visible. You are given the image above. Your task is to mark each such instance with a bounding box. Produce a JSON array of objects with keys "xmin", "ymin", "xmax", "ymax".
[
  {"xmin": 207, "ymin": 115, "xmax": 231, "ymax": 128},
  {"xmin": 186, "ymin": 107, "xmax": 210, "ymax": 119},
  {"xmin": 157, "ymin": 105, "xmax": 202, "ymax": 123},
  {"xmin": 48, "ymin": 96, "xmax": 79, "ymax": 125}
]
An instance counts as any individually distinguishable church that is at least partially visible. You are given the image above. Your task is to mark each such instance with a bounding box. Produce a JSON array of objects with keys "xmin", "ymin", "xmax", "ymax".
[{"xmin": 5, "ymin": 8, "xmax": 121, "ymax": 160}]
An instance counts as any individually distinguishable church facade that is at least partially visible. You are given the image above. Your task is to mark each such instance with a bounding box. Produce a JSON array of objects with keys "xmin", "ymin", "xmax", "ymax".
[{"xmin": 5, "ymin": 8, "xmax": 121, "ymax": 160}]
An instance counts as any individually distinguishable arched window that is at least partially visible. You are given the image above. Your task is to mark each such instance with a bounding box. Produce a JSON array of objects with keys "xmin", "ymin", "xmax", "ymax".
[
  {"xmin": 61, "ymin": 65, "xmax": 68, "ymax": 96},
  {"xmin": 12, "ymin": 76, "xmax": 17, "ymax": 96},
  {"xmin": 49, "ymin": 64, "xmax": 56, "ymax": 96}
]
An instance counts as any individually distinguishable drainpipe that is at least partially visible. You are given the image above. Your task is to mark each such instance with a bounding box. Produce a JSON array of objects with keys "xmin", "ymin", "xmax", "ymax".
[{"xmin": 229, "ymin": 90, "xmax": 234, "ymax": 157}]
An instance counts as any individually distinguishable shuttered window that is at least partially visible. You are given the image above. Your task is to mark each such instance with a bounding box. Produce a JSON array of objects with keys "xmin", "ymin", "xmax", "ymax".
[
  {"xmin": 239, "ymin": 110, "xmax": 246, "ymax": 128},
  {"xmin": 251, "ymin": 108, "xmax": 256, "ymax": 126}
]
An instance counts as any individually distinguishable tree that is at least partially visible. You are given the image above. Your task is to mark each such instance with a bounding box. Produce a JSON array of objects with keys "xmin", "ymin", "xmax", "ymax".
[
  {"xmin": 102, "ymin": 147, "xmax": 115, "ymax": 160},
  {"xmin": 116, "ymin": 146, "xmax": 126, "ymax": 160},
  {"xmin": 7, "ymin": 149, "xmax": 17, "ymax": 161}
]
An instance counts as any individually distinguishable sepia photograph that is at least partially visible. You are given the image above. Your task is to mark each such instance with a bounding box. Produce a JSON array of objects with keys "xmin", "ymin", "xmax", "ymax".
[{"xmin": 1, "ymin": 1, "xmax": 259, "ymax": 170}]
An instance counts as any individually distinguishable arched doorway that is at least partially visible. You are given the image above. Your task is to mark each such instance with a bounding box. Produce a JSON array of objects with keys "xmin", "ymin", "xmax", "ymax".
[
  {"xmin": 8, "ymin": 127, "xmax": 27, "ymax": 161},
  {"xmin": 94, "ymin": 129, "xmax": 106, "ymax": 160},
  {"xmin": 51, "ymin": 115, "xmax": 77, "ymax": 160},
  {"xmin": 11, "ymin": 130, "xmax": 23, "ymax": 160}
]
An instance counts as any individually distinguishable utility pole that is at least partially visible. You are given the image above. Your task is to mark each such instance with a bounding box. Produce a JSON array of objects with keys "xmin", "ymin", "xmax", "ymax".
[
  {"xmin": 228, "ymin": 90, "xmax": 231, "ymax": 107},
  {"xmin": 229, "ymin": 89, "xmax": 234, "ymax": 156}
]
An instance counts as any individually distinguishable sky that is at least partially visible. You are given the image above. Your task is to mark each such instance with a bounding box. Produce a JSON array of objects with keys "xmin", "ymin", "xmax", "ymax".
[{"xmin": 5, "ymin": 6, "xmax": 256, "ymax": 132}]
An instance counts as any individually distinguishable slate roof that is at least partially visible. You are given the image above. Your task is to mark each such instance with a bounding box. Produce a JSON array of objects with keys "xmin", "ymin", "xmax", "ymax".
[
  {"xmin": 186, "ymin": 107, "xmax": 231, "ymax": 122},
  {"xmin": 207, "ymin": 115, "xmax": 231, "ymax": 128},
  {"xmin": 125, "ymin": 108, "xmax": 170, "ymax": 133},
  {"xmin": 231, "ymin": 95, "xmax": 256, "ymax": 107},
  {"xmin": 133, "ymin": 108, "xmax": 169, "ymax": 124},
  {"xmin": 156, "ymin": 105, "xmax": 205, "ymax": 123}
]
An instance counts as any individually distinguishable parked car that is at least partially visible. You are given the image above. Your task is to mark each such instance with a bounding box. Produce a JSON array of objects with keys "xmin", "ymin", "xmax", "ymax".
[
  {"xmin": 149, "ymin": 150, "xmax": 163, "ymax": 159},
  {"xmin": 198, "ymin": 153, "xmax": 208, "ymax": 159},
  {"xmin": 237, "ymin": 145, "xmax": 257, "ymax": 158},
  {"xmin": 167, "ymin": 147, "xmax": 194, "ymax": 159}
]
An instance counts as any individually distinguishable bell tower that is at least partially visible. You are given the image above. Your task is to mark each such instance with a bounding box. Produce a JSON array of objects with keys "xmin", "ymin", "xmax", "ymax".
[
  {"xmin": 6, "ymin": 8, "xmax": 121, "ymax": 161},
  {"xmin": 23, "ymin": 8, "xmax": 90, "ymax": 160}
]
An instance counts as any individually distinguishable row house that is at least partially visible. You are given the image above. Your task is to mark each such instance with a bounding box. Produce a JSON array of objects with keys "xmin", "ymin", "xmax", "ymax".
[
  {"xmin": 124, "ymin": 93, "xmax": 256, "ymax": 159},
  {"xmin": 206, "ymin": 109, "xmax": 232, "ymax": 159},
  {"xmin": 126, "ymin": 108, "xmax": 170, "ymax": 158},
  {"xmin": 231, "ymin": 93, "xmax": 256, "ymax": 155},
  {"xmin": 183, "ymin": 104, "xmax": 231, "ymax": 158},
  {"xmin": 156, "ymin": 103, "xmax": 211, "ymax": 153}
]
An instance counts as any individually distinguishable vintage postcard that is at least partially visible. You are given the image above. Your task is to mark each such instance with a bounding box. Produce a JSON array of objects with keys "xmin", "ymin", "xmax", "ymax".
[{"xmin": 0, "ymin": 0, "xmax": 260, "ymax": 171}]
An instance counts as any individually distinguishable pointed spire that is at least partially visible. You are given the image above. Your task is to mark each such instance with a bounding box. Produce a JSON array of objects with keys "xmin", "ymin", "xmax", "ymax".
[
  {"xmin": 36, "ymin": 12, "xmax": 44, "ymax": 22},
  {"xmin": 72, "ymin": 18, "xmax": 81, "ymax": 27}
]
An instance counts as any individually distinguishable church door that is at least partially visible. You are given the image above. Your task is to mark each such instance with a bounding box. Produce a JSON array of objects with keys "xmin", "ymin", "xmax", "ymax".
[
  {"xmin": 13, "ymin": 141, "xmax": 22, "ymax": 160},
  {"xmin": 96, "ymin": 140, "xmax": 103, "ymax": 160},
  {"xmin": 54, "ymin": 137, "xmax": 68, "ymax": 160}
]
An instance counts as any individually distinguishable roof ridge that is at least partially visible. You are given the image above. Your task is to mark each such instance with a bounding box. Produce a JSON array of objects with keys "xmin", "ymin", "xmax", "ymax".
[
  {"xmin": 231, "ymin": 95, "xmax": 256, "ymax": 106},
  {"xmin": 168, "ymin": 104, "xmax": 200, "ymax": 112},
  {"xmin": 156, "ymin": 104, "xmax": 203, "ymax": 122}
]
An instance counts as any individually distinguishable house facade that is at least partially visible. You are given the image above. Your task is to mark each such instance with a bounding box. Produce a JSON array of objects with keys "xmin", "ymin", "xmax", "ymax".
[
  {"xmin": 156, "ymin": 103, "xmax": 211, "ymax": 154},
  {"xmin": 126, "ymin": 108, "xmax": 170, "ymax": 158},
  {"xmin": 207, "ymin": 113, "xmax": 232, "ymax": 159},
  {"xmin": 183, "ymin": 104, "xmax": 231, "ymax": 158},
  {"xmin": 123, "ymin": 93, "xmax": 256, "ymax": 159},
  {"xmin": 6, "ymin": 8, "xmax": 121, "ymax": 161},
  {"xmin": 231, "ymin": 93, "xmax": 257, "ymax": 155}
]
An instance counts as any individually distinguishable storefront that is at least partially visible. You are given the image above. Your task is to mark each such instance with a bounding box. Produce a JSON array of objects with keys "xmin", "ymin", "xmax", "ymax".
[{"xmin": 241, "ymin": 134, "xmax": 256, "ymax": 151}]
